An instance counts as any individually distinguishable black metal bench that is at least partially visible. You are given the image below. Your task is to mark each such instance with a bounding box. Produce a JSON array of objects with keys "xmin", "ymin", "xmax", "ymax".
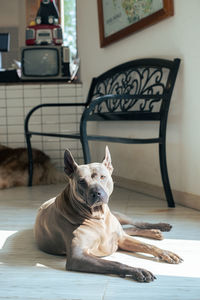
[{"xmin": 24, "ymin": 58, "xmax": 181, "ymax": 207}]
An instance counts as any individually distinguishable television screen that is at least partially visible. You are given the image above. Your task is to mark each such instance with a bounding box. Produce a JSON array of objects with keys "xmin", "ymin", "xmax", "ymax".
[
  {"xmin": 23, "ymin": 48, "xmax": 59, "ymax": 76},
  {"xmin": 0, "ymin": 33, "xmax": 10, "ymax": 52}
]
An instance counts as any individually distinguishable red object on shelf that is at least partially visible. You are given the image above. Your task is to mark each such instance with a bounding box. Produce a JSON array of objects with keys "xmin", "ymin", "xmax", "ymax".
[{"xmin": 26, "ymin": 24, "xmax": 63, "ymax": 46}]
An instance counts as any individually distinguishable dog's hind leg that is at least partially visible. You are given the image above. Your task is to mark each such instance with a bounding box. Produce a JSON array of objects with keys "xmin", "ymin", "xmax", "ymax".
[
  {"xmin": 112, "ymin": 211, "xmax": 172, "ymax": 232},
  {"xmin": 123, "ymin": 227, "xmax": 163, "ymax": 240},
  {"xmin": 112, "ymin": 211, "xmax": 136, "ymax": 225},
  {"xmin": 132, "ymin": 222, "xmax": 172, "ymax": 232}
]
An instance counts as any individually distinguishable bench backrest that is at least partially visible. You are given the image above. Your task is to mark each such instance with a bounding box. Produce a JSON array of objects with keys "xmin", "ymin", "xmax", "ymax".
[{"xmin": 85, "ymin": 58, "xmax": 180, "ymax": 121}]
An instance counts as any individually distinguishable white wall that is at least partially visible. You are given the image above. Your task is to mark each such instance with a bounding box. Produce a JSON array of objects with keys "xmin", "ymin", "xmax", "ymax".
[
  {"xmin": 77, "ymin": 0, "xmax": 200, "ymax": 198},
  {"xmin": 0, "ymin": 0, "xmax": 20, "ymax": 27},
  {"xmin": 0, "ymin": 0, "xmax": 26, "ymax": 47}
]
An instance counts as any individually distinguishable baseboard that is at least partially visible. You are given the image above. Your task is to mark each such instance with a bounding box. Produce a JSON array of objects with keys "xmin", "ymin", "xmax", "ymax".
[{"xmin": 113, "ymin": 175, "xmax": 200, "ymax": 211}]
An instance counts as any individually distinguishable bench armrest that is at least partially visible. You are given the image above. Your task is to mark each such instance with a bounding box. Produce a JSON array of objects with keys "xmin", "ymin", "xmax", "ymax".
[{"xmin": 24, "ymin": 102, "xmax": 86, "ymax": 134}]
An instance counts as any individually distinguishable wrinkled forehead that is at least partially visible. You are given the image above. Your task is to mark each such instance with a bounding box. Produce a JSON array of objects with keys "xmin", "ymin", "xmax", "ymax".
[{"xmin": 76, "ymin": 163, "xmax": 108, "ymax": 177}]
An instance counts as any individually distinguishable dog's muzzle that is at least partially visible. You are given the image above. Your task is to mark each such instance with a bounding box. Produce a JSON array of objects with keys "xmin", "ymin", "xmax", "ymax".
[{"xmin": 87, "ymin": 184, "xmax": 108, "ymax": 207}]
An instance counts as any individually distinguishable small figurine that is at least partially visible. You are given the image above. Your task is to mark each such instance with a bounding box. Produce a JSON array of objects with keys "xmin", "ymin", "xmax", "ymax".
[
  {"xmin": 35, "ymin": 0, "xmax": 59, "ymax": 25},
  {"xmin": 25, "ymin": 0, "xmax": 63, "ymax": 46}
]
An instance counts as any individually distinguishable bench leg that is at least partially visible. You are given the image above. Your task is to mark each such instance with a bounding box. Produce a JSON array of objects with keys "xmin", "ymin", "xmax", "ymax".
[
  {"xmin": 80, "ymin": 119, "xmax": 91, "ymax": 164},
  {"xmin": 25, "ymin": 133, "xmax": 33, "ymax": 187},
  {"xmin": 81, "ymin": 136, "xmax": 91, "ymax": 164},
  {"xmin": 159, "ymin": 142, "xmax": 175, "ymax": 207}
]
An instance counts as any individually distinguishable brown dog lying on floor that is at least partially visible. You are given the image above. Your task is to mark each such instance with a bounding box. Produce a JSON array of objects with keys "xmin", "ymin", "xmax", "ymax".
[
  {"xmin": 34, "ymin": 147, "xmax": 183, "ymax": 283},
  {"xmin": 0, "ymin": 144, "xmax": 63, "ymax": 189}
]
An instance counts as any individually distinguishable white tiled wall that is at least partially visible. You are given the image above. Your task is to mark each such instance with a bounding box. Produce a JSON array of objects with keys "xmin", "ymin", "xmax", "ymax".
[{"xmin": 0, "ymin": 82, "xmax": 84, "ymax": 170}]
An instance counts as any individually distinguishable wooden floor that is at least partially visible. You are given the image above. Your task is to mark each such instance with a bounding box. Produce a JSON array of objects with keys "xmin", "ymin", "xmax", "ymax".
[{"xmin": 0, "ymin": 183, "xmax": 200, "ymax": 300}]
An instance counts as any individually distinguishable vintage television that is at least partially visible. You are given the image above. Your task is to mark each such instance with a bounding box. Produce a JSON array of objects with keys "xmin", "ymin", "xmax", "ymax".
[{"xmin": 21, "ymin": 45, "xmax": 70, "ymax": 80}]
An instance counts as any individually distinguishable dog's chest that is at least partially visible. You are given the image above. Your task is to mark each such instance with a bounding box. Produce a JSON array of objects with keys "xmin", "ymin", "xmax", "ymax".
[
  {"xmin": 84, "ymin": 213, "xmax": 122, "ymax": 257},
  {"xmin": 97, "ymin": 224, "xmax": 119, "ymax": 257}
]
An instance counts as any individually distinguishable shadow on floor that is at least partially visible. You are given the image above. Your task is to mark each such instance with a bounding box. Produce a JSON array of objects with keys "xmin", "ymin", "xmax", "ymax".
[{"xmin": 0, "ymin": 229, "xmax": 66, "ymax": 271}]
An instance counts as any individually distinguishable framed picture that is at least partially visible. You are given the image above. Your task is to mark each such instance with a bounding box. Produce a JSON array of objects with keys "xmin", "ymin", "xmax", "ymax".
[{"xmin": 97, "ymin": 0, "xmax": 174, "ymax": 47}]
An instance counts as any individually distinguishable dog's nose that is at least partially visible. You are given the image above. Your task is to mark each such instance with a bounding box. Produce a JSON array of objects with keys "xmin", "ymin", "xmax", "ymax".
[
  {"xmin": 89, "ymin": 188, "xmax": 102, "ymax": 200},
  {"xmin": 88, "ymin": 185, "xmax": 108, "ymax": 206}
]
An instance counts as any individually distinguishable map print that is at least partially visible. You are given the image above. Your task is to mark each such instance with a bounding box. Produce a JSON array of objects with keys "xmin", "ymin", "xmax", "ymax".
[{"xmin": 103, "ymin": 0, "xmax": 163, "ymax": 37}]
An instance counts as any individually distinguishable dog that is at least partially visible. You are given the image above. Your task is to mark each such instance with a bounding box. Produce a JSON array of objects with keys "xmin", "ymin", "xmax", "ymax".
[
  {"xmin": 0, "ymin": 144, "xmax": 64, "ymax": 189},
  {"xmin": 34, "ymin": 146, "xmax": 182, "ymax": 283}
]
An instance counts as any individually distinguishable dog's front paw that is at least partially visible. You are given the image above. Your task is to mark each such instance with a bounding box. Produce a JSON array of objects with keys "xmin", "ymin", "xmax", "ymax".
[
  {"xmin": 157, "ymin": 250, "xmax": 183, "ymax": 264},
  {"xmin": 130, "ymin": 267, "xmax": 156, "ymax": 283}
]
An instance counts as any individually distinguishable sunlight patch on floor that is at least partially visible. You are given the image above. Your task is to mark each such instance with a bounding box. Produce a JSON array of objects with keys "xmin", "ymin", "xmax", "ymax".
[
  {"xmin": 35, "ymin": 263, "xmax": 49, "ymax": 268},
  {"xmin": 103, "ymin": 238, "xmax": 200, "ymax": 279},
  {"xmin": 0, "ymin": 230, "xmax": 17, "ymax": 249}
]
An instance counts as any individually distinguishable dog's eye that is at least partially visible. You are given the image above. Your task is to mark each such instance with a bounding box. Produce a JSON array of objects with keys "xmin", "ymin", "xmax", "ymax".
[
  {"xmin": 78, "ymin": 178, "xmax": 86, "ymax": 185},
  {"xmin": 100, "ymin": 175, "xmax": 106, "ymax": 180},
  {"xmin": 91, "ymin": 173, "xmax": 97, "ymax": 179}
]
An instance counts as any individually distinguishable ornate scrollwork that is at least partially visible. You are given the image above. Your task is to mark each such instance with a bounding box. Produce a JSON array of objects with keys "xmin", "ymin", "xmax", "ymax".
[{"xmin": 91, "ymin": 67, "xmax": 169, "ymax": 114}]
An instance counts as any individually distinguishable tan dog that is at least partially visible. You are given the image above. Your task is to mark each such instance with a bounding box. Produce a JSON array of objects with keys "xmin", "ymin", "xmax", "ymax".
[
  {"xmin": 34, "ymin": 147, "xmax": 182, "ymax": 283},
  {"xmin": 0, "ymin": 144, "xmax": 63, "ymax": 189}
]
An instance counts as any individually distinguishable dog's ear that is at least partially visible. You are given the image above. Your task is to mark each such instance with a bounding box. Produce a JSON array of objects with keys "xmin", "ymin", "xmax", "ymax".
[
  {"xmin": 64, "ymin": 149, "xmax": 78, "ymax": 176},
  {"xmin": 102, "ymin": 146, "xmax": 113, "ymax": 175}
]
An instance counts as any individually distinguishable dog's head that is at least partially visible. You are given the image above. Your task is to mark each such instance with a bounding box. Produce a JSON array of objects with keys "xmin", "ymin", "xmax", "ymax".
[{"xmin": 64, "ymin": 146, "xmax": 113, "ymax": 211}]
